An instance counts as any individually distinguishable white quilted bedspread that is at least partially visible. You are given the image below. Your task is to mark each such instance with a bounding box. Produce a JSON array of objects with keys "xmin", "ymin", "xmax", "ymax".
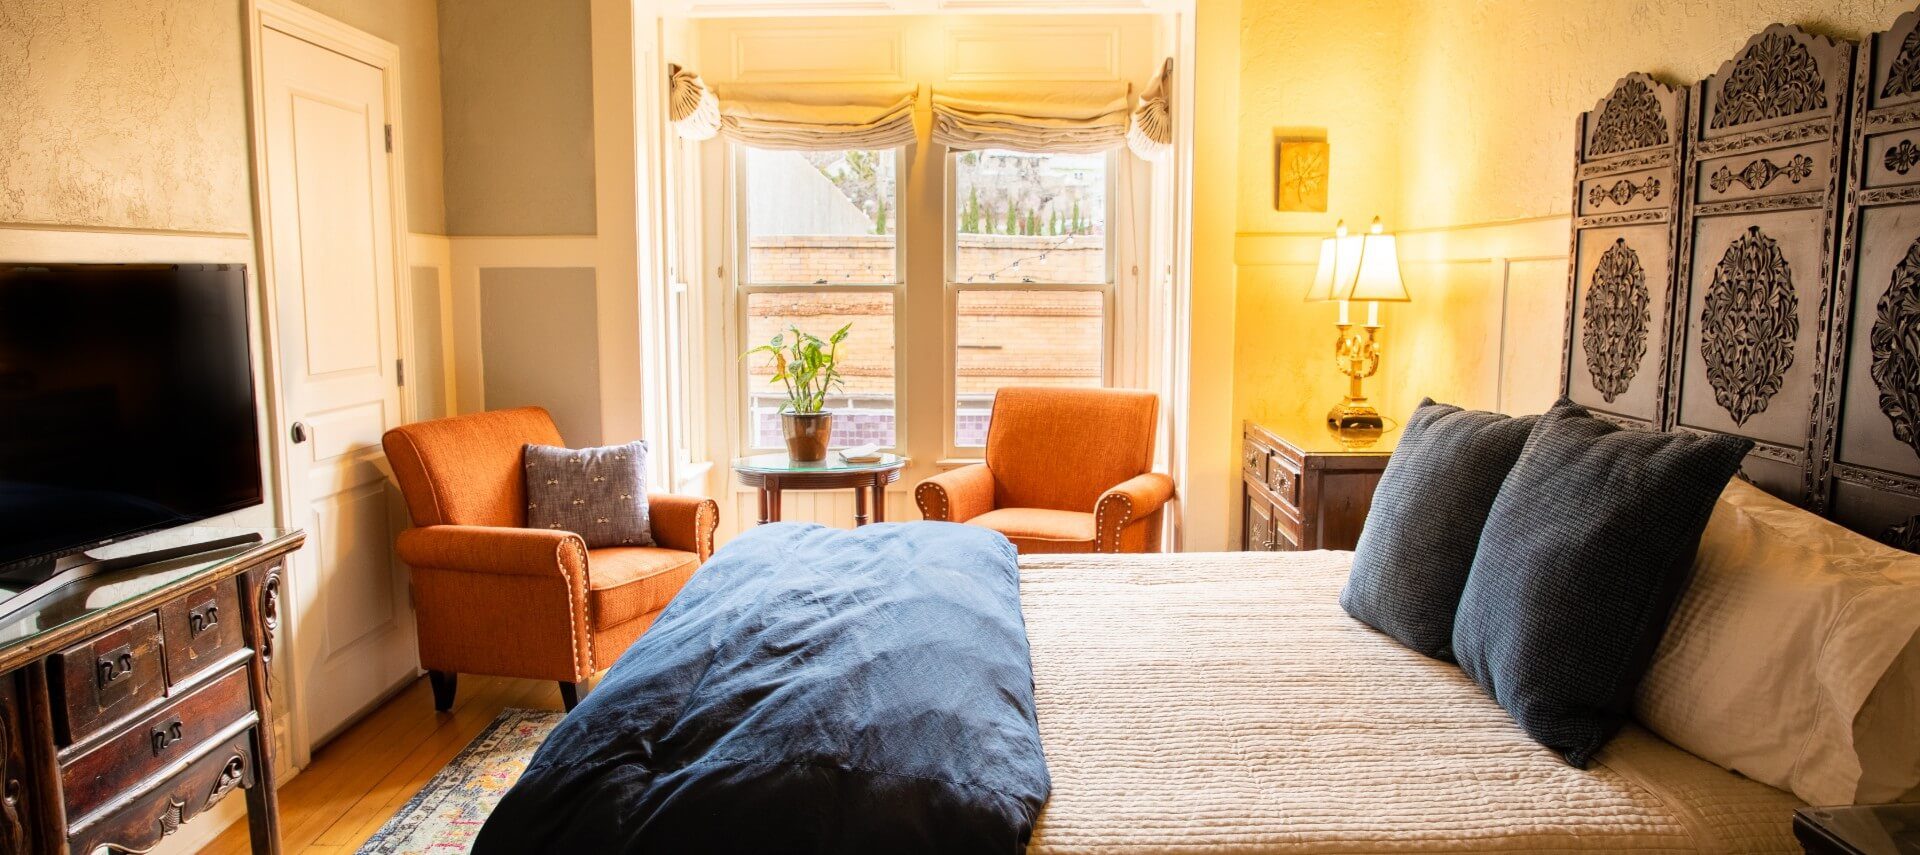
[{"xmin": 1017, "ymin": 551, "xmax": 1801, "ymax": 854}]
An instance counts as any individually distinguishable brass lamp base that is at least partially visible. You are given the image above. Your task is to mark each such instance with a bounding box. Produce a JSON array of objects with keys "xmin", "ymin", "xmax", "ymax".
[
  {"xmin": 1328, "ymin": 320, "xmax": 1386, "ymax": 433},
  {"xmin": 1326, "ymin": 397, "xmax": 1385, "ymax": 432}
]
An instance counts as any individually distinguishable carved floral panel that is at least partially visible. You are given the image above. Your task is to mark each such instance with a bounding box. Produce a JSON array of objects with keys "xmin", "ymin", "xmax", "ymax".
[
  {"xmin": 1589, "ymin": 77, "xmax": 1670, "ymax": 156},
  {"xmin": 1872, "ymin": 236, "xmax": 1920, "ymax": 458},
  {"xmin": 1710, "ymin": 30, "xmax": 1829, "ymax": 129},
  {"xmin": 1582, "ymin": 239, "xmax": 1653, "ymax": 403},
  {"xmin": 1700, "ymin": 225, "xmax": 1799, "ymax": 426}
]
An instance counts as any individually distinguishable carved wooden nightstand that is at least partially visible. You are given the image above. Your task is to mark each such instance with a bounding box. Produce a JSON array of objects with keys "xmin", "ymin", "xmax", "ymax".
[{"xmin": 1241, "ymin": 417, "xmax": 1397, "ymax": 552}]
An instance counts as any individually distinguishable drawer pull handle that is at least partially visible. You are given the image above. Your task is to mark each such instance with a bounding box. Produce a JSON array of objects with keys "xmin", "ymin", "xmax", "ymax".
[
  {"xmin": 96, "ymin": 646, "xmax": 135, "ymax": 689},
  {"xmin": 151, "ymin": 718, "xmax": 185, "ymax": 755},
  {"xmin": 188, "ymin": 603, "xmax": 220, "ymax": 637}
]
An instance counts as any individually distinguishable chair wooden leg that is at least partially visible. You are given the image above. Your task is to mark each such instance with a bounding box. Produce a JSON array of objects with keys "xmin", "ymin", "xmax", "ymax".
[
  {"xmin": 428, "ymin": 670, "xmax": 457, "ymax": 712},
  {"xmin": 559, "ymin": 681, "xmax": 585, "ymax": 711}
]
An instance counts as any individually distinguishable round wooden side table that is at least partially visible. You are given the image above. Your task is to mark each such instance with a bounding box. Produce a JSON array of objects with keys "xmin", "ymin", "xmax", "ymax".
[{"xmin": 731, "ymin": 452, "xmax": 908, "ymax": 526}]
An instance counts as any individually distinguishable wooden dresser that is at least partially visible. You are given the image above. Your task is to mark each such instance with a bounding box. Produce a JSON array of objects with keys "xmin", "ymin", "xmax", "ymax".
[
  {"xmin": 1241, "ymin": 418, "xmax": 1397, "ymax": 552},
  {"xmin": 0, "ymin": 527, "xmax": 302, "ymax": 855}
]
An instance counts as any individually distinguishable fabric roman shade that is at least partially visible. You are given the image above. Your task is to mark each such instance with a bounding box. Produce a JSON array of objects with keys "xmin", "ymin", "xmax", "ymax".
[
  {"xmin": 713, "ymin": 82, "xmax": 918, "ymax": 151},
  {"xmin": 931, "ymin": 82, "xmax": 1131, "ymax": 154}
]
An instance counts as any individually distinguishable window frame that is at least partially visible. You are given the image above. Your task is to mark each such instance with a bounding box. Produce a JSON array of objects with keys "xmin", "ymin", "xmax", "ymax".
[
  {"xmin": 942, "ymin": 148, "xmax": 1120, "ymax": 458},
  {"xmin": 731, "ymin": 144, "xmax": 910, "ymax": 455}
]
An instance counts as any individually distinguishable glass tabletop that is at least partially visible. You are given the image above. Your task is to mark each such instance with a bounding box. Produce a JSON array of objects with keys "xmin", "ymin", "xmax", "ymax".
[
  {"xmin": 0, "ymin": 526, "xmax": 293, "ymax": 653},
  {"xmin": 1797, "ymin": 804, "xmax": 1920, "ymax": 855},
  {"xmin": 732, "ymin": 452, "xmax": 906, "ymax": 475}
]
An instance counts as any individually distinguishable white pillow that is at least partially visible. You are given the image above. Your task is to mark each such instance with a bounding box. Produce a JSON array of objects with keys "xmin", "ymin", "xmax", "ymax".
[{"xmin": 1634, "ymin": 478, "xmax": 1920, "ymax": 805}]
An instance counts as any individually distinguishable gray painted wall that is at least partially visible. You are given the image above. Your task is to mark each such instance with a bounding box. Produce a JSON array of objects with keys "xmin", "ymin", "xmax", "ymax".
[
  {"xmin": 480, "ymin": 267, "xmax": 602, "ymax": 445},
  {"xmin": 438, "ymin": 0, "xmax": 596, "ymax": 236},
  {"xmin": 409, "ymin": 265, "xmax": 449, "ymax": 420}
]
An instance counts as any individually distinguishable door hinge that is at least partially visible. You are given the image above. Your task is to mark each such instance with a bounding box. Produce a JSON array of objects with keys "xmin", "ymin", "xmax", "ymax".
[
  {"xmin": 395, "ymin": 358, "xmax": 406, "ymax": 386},
  {"xmin": 384, "ymin": 124, "xmax": 394, "ymax": 153}
]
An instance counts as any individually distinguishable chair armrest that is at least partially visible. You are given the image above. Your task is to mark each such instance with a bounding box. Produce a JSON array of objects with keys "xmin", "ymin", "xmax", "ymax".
[
  {"xmin": 397, "ymin": 525, "xmax": 595, "ymax": 682},
  {"xmin": 396, "ymin": 525, "xmax": 589, "ymax": 581},
  {"xmin": 915, "ymin": 464, "xmax": 997, "ymax": 523},
  {"xmin": 648, "ymin": 493, "xmax": 720, "ymax": 561},
  {"xmin": 1094, "ymin": 473, "xmax": 1176, "ymax": 552}
]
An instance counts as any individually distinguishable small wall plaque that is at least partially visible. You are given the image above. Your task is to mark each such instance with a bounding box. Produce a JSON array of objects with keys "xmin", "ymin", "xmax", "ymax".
[{"xmin": 1275, "ymin": 137, "xmax": 1330, "ymax": 212}]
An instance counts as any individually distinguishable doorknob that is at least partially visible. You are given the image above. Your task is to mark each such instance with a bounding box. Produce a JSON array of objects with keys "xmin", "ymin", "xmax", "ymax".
[{"xmin": 290, "ymin": 422, "xmax": 309, "ymax": 444}]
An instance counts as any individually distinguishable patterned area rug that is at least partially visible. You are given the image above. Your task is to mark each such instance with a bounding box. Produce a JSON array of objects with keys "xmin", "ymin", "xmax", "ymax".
[{"xmin": 356, "ymin": 708, "xmax": 563, "ymax": 854}]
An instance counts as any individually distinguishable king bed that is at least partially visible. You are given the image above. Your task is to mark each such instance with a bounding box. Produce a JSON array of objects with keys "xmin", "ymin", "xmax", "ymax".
[
  {"xmin": 1022, "ymin": 550, "xmax": 1801, "ymax": 853},
  {"xmin": 471, "ymin": 11, "xmax": 1920, "ymax": 854}
]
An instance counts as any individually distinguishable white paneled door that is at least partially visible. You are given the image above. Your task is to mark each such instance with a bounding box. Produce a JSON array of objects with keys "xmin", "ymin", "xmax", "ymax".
[{"xmin": 261, "ymin": 26, "xmax": 418, "ymax": 748}]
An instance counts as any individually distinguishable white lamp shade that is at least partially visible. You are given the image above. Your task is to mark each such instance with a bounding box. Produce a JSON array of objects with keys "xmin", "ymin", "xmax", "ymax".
[
  {"xmin": 1336, "ymin": 233, "xmax": 1411, "ymax": 303},
  {"xmin": 1306, "ymin": 235, "xmax": 1366, "ymax": 303}
]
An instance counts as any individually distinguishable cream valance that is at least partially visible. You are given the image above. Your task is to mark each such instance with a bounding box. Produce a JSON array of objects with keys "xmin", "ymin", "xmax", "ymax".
[
  {"xmin": 931, "ymin": 82, "xmax": 1131, "ymax": 154},
  {"xmin": 713, "ymin": 83, "xmax": 919, "ymax": 151}
]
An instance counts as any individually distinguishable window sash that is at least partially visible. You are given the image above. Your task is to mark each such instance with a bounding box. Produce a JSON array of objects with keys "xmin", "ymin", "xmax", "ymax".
[
  {"xmin": 943, "ymin": 150, "xmax": 1118, "ymax": 456},
  {"xmin": 733, "ymin": 145, "xmax": 908, "ymax": 454}
]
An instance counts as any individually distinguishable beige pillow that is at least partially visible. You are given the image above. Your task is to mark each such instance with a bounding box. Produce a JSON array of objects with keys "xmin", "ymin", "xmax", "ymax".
[{"xmin": 1634, "ymin": 478, "xmax": 1920, "ymax": 805}]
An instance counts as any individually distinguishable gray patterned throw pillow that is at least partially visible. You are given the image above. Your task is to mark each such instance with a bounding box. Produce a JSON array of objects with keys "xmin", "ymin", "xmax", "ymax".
[{"xmin": 523, "ymin": 441, "xmax": 654, "ymax": 548}]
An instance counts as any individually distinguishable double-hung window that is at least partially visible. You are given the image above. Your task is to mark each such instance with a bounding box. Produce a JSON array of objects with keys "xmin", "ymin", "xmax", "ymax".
[
  {"xmin": 948, "ymin": 149, "xmax": 1114, "ymax": 451},
  {"xmin": 737, "ymin": 146, "xmax": 903, "ymax": 450}
]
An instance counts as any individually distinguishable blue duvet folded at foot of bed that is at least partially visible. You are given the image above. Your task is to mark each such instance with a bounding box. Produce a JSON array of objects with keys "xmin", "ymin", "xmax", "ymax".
[{"xmin": 471, "ymin": 521, "xmax": 1050, "ymax": 854}]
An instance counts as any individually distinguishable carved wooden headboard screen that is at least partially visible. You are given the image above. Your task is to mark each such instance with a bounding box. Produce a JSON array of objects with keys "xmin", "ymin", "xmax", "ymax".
[
  {"xmin": 1672, "ymin": 24, "xmax": 1854, "ymax": 506},
  {"xmin": 1561, "ymin": 14, "xmax": 1920, "ymax": 550},
  {"xmin": 1825, "ymin": 7, "xmax": 1920, "ymax": 547},
  {"xmin": 1561, "ymin": 73, "xmax": 1687, "ymax": 430}
]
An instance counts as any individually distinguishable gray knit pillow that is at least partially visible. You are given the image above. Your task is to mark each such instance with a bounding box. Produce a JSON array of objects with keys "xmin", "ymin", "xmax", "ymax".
[
  {"xmin": 1341, "ymin": 399, "xmax": 1538, "ymax": 660},
  {"xmin": 524, "ymin": 441, "xmax": 654, "ymax": 548},
  {"xmin": 1452, "ymin": 399, "xmax": 1750, "ymax": 767}
]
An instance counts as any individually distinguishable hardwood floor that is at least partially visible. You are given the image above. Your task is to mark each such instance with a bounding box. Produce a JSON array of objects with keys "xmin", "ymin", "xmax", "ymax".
[{"xmin": 201, "ymin": 674, "xmax": 566, "ymax": 854}]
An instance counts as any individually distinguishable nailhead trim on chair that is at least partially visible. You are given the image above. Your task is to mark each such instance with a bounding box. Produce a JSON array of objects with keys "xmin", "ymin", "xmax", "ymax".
[
  {"xmin": 1094, "ymin": 493, "xmax": 1134, "ymax": 553},
  {"xmin": 558, "ymin": 535, "xmax": 593, "ymax": 681},
  {"xmin": 914, "ymin": 482, "xmax": 948, "ymax": 521},
  {"xmin": 695, "ymin": 499, "xmax": 718, "ymax": 561}
]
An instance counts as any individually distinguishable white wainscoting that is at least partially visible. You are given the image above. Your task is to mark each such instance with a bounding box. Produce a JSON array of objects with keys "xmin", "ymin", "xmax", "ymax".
[{"xmin": 1231, "ymin": 215, "xmax": 1571, "ymax": 428}]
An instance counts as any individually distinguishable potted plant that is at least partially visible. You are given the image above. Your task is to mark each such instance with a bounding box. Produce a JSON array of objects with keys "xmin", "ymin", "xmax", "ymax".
[{"xmin": 744, "ymin": 323, "xmax": 851, "ymax": 462}]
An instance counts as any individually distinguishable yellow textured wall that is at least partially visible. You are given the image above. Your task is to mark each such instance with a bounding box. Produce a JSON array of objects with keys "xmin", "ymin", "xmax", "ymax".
[
  {"xmin": 1222, "ymin": 0, "xmax": 1918, "ymax": 448},
  {"xmin": 1229, "ymin": 0, "xmax": 1407, "ymax": 434},
  {"xmin": 1395, "ymin": 0, "xmax": 1907, "ymax": 230},
  {"xmin": 0, "ymin": 0, "xmax": 250, "ymax": 233}
]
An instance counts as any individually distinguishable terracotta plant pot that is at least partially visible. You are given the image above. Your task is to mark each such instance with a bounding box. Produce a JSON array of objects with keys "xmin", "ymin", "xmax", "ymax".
[{"xmin": 782, "ymin": 411, "xmax": 833, "ymax": 462}]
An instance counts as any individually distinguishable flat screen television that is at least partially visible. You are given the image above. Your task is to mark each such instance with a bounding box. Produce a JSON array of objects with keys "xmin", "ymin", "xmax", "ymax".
[{"xmin": 0, "ymin": 263, "xmax": 264, "ymax": 587}]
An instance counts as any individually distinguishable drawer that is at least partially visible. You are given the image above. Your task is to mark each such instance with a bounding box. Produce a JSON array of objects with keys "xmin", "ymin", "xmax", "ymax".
[
  {"xmin": 1265, "ymin": 453, "xmax": 1302, "ymax": 510},
  {"xmin": 66, "ymin": 726, "xmax": 258, "ymax": 855},
  {"xmin": 1241, "ymin": 435, "xmax": 1268, "ymax": 483},
  {"xmin": 51, "ymin": 613, "xmax": 166, "ymax": 745},
  {"xmin": 61, "ymin": 666, "xmax": 253, "ymax": 822},
  {"xmin": 159, "ymin": 581, "xmax": 245, "ymax": 686}
]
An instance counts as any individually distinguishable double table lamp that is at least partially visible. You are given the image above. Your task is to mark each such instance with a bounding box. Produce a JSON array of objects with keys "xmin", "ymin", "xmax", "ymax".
[{"xmin": 1306, "ymin": 217, "xmax": 1412, "ymax": 432}]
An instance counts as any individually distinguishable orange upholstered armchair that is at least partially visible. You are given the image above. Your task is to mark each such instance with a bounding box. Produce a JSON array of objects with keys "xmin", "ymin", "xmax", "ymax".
[
  {"xmin": 915, "ymin": 387, "xmax": 1173, "ymax": 553},
  {"xmin": 382, "ymin": 407, "xmax": 718, "ymax": 711}
]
